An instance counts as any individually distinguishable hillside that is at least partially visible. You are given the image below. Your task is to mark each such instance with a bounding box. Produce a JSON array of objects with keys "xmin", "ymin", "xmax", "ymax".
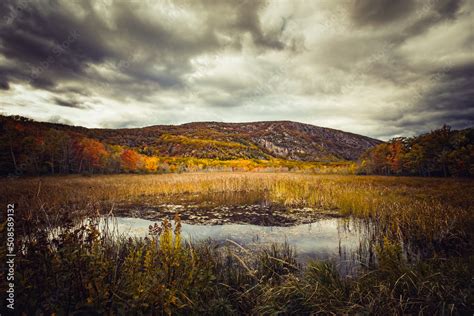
[
  {"xmin": 84, "ymin": 121, "xmax": 381, "ymax": 161},
  {"xmin": 0, "ymin": 115, "xmax": 382, "ymax": 175}
]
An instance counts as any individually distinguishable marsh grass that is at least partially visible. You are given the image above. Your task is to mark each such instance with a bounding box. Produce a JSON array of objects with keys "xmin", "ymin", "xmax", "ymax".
[
  {"xmin": 6, "ymin": 215, "xmax": 473, "ymax": 315},
  {"xmin": 1, "ymin": 173, "xmax": 473, "ymax": 314},
  {"xmin": 3, "ymin": 173, "xmax": 471, "ymax": 254}
]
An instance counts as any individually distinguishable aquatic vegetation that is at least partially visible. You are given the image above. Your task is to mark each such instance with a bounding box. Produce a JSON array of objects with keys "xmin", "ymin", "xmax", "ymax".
[
  {"xmin": 1, "ymin": 173, "xmax": 473, "ymax": 314},
  {"xmin": 9, "ymin": 216, "xmax": 473, "ymax": 314}
]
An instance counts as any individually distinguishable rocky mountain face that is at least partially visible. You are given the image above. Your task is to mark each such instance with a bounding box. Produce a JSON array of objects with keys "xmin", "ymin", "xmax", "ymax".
[{"xmin": 87, "ymin": 121, "xmax": 382, "ymax": 161}]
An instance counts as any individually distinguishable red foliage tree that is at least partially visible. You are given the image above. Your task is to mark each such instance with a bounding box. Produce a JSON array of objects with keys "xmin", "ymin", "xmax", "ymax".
[
  {"xmin": 74, "ymin": 138, "xmax": 109, "ymax": 173},
  {"xmin": 121, "ymin": 149, "xmax": 142, "ymax": 172}
]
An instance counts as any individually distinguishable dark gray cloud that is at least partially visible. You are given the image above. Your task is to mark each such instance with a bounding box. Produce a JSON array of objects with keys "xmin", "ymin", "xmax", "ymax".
[
  {"xmin": 0, "ymin": 0, "xmax": 112, "ymax": 91},
  {"xmin": 352, "ymin": 0, "xmax": 415, "ymax": 26},
  {"xmin": 435, "ymin": 0, "xmax": 463, "ymax": 18},
  {"xmin": 0, "ymin": 78, "xmax": 9, "ymax": 90},
  {"xmin": 417, "ymin": 63, "xmax": 474, "ymax": 119},
  {"xmin": 0, "ymin": 0, "xmax": 472, "ymax": 139},
  {"xmin": 53, "ymin": 96, "xmax": 84, "ymax": 109}
]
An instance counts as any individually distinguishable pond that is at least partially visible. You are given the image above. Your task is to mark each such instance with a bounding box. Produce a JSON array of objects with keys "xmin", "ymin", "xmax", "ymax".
[
  {"xmin": 104, "ymin": 215, "xmax": 376, "ymax": 275},
  {"xmin": 100, "ymin": 191, "xmax": 385, "ymax": 274}
]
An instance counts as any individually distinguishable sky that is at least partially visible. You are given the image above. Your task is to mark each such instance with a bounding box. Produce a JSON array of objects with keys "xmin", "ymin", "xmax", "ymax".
[{"xmin": 0, "ymin": 0, "xmax": 473, "ymax": 140}]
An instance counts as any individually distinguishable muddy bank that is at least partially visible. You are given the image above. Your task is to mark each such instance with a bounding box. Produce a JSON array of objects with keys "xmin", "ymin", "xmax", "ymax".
[{"xmin": 114, "ymin": 202, "xmax": 344, "ymax": 226}]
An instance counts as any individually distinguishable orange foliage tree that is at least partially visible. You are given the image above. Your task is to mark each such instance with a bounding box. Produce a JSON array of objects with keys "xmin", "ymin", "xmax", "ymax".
[
  {"xmin": 121, "ymin": 149, "xmax": 143, "ymax": 172},
  {"xmin": 75, "ymin": 138, "xmax": 109, "ymax": 173}
]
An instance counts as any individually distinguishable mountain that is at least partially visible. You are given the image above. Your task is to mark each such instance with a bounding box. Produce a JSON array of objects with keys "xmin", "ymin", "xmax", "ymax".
[
  {"xmin": 1, "ymin": 116, "xmax": 381, "ymax": 163},
  {"xmin": 4, "ymin": 115, "xmax": 470, "ymax": 177},
  {"xmin": 83, "ymin": 121, "xmax": 382, "ymax": 161}
]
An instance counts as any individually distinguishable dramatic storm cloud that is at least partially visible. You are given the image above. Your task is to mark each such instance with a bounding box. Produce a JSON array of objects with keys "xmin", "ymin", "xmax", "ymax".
[{"xmin": 0, "ymin": 0, "xmax": 472, "ymax": 139}]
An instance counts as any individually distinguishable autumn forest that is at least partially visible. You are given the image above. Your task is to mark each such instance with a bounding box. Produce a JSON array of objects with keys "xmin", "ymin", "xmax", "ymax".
[{"xmin": 1, "ymin": 115, "xmax": 472, "ymax": 177}]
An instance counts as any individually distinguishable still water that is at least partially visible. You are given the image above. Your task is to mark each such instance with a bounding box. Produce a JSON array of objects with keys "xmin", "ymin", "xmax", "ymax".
[{"xmin": 106, "ymin": 216, "xmax": 372, "ymax": 270}]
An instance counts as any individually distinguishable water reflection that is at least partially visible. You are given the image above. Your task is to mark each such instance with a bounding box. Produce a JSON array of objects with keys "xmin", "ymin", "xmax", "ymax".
[{"xmin": 107, "ymin": 217, "xmax": 372, "ymax": 272}]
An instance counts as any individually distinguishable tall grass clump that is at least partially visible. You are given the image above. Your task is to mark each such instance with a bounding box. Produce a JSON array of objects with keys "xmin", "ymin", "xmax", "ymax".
[
  {"xmin": 1, "ymin": 173, "xmax": 473, "ymax": 314},
  {"xmin": 15, "ymin": 215, "xmax": 227, "ymax": 314},
  {"xmin": 269, "ymin": 175, "xmax": 474, "ymax": 255},
  {"xmin": 6, "ymin": 214, "xmax": 474, "ymax": 314}
]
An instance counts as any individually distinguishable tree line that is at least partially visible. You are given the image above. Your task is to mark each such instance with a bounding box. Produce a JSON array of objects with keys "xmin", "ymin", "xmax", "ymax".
[
  {"xmin": 0, "ymin": 116, "xmax": 161, "ymax": 176},
  {"xmin": 359, "ymin": 126, "xmax": 474, "ymax": 177},
  {"xmin": 0, "ymin": 116, "xmax": 351, "ymax": 176},
  {"xmin": 1, "ymin": 116, "xmax": 472, "ymax": 177}
]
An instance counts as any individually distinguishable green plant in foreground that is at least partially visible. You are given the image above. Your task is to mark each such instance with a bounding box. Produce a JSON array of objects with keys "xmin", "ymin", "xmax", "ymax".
[
  {"xmin": 2, "ymin": 173, "xmax": 473, "ymax": 314},
  {"xmin": 10, "ymin": 218, "xmax": 473, "ymax": 315}
]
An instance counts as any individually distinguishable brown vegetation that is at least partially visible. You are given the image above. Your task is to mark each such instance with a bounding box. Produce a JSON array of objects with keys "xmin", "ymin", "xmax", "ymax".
[{"xmin": 1, "ymin": 173, "xmax": 473, "ymax": 314}]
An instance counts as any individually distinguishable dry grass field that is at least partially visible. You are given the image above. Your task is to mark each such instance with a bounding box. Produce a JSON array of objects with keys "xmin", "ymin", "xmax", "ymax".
[
  {"xmin": 1, "ymin": 173, "xmax": 473, "ymax": 314},
  {"xmin": 3, "ymin": 173, "xmax": 473, "ymax": 244}
]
